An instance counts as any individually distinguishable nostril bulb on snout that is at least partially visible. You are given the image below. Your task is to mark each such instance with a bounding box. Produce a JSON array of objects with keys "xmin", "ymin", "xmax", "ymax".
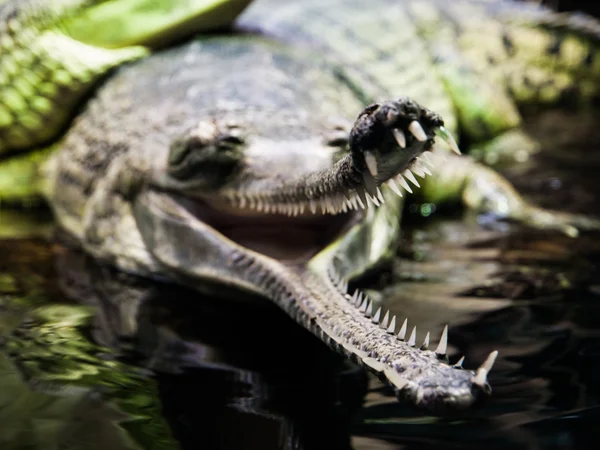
[{"xmin": 385, "ymin": 108, "xmax": 400, "ymax": 126}]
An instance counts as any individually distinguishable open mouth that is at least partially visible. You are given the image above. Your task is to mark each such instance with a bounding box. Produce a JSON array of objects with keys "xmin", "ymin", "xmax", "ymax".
[
  {"xmin": 173, "ymin": 195, "xmax": 361, "ymax": 263},
  {"xmin": 157, "ymin": 147, "xmax": 438, "ymax": 264}
]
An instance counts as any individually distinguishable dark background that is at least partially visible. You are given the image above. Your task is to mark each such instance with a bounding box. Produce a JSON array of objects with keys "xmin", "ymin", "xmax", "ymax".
[{"xmin": 533, "ymin": 0, "xmax": 600, "ymax": 16}]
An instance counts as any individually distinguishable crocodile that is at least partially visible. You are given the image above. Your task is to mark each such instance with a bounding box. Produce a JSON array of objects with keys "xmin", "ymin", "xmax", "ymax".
[{"xmin": 2, "ymin": 0, "xmax": 600, "ymax": 413}]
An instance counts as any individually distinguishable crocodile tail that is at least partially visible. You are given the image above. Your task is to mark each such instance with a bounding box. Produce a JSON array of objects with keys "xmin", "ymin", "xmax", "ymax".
[
  {"xmin": 428, "ymin": 1, "xmax": 600, "ymax": 110},
  {"xmin": 0, "ymin": 0, "xmax": 148, "ymax": 155},
  {"xmin": 0, "ymin": 0, "xmax": 254, "ymax": 156}
]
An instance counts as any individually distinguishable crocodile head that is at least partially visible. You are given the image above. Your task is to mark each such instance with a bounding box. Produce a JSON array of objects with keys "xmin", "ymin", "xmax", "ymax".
[
  {"xmin": 132, "ymin": 39, "xmax": 447, "ymax": 297},
  {"xmin": 50, "ymin": 37, "xmax": 491, "ymax": 413}
]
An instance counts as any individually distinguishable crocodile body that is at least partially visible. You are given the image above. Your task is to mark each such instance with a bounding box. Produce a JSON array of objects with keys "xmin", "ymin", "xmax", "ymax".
[{"xmin": 2, "ymin": 0, "xmax": 600, "ymax": 413}]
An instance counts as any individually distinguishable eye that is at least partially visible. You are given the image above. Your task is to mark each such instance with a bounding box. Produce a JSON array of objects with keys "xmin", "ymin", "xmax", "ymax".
[
  {"xmin": 217, "ymin": 134, "xmax": 245, "ymax": 147},
  {"xmin": 167, "ymin": 127, "xmax": 243, "ymax": 183}
]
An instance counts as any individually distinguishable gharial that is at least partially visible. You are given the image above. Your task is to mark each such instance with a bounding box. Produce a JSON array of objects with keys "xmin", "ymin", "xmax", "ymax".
[{"xmin": 1, "ymin": 0, "xmax": 600, "ymax": 413}]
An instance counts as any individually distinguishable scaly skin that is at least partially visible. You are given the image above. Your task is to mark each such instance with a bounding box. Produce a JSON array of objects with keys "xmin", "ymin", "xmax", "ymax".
[
  {"xmin": 3, "ymin": 0, "xmax": 600, "ymax": 412},
  {"xmin": 0, "ymin": 0, "xmax": 252, "ymax": 200}
]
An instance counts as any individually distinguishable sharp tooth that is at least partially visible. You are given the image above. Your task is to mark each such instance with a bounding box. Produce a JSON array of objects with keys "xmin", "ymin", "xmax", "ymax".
[
  {"xmin": 473, "ymin": 350, "xmax": 498, "ymax": 386},
  {"xmin": 387, "ymin": 179, "xmax": 403, "ymax": 197},
  {"xmin": 372, "ymin": 307, "xmax": 382, "ymax": 323},
  {"xmin": 408, "ymin": 120, "xmax": 428, "ymax": 142},
  {"xmin": 351, "ymin": 291, "xmax": 359, "ymax": 304},
  {"xmin": 332, "ymin": 195, "xmax": 343, "ymax": 213},
  {"xmin": 481, "ymin": 350, "xmax": 499, "ymax": 373},
  {"xmin": 325, "ymin": 197, "xmax": 334, "ymax": 213},
  {"xmin": 386, "ymin": 316, "xmax": 396, "ymax": 334},
  {"xmin": 309, "ymin": 200, "xmax": 317, "ymax": 214},
  {"xmin": 380, "ymin": 311, "xmax": 390, "ymax": 329},
  {"xmin": 376, "ymin": 187, "xmax": 384, "ymax": 204},
  {"xmin": 365, "ymin": 300, "xmax": 373, "ymax": 318},
  {"xmin": 316, "ymin": 200, "xmax": 323, "ymax": 214},
  {"xmin": 355, "ymin": 186, "xmax": 368, "ymax": 208},
  {"xmin": 411, "ymin": 164, "xmax": 426, "ymax": 178},
  {"xmin": 421, "ymin": 332, "xmax": 430, "ymax": 350},
  {"xmin": 403, "ymin": 169, "xmax": 420, "ymax": 187},
  {"xmin": 364, "ymin": 151, "xmax": 378, "ymax": 177},
  {"xmin": 413, "ymin": 159, "xmax": 432, "ymax": 177},
  {"xmin": 416, "ymin": 160, "xmax": 433, "ymax": 176},
  {"xmin": 369, "ymin": 194, "xmax": 380, "ymax": 207},
  {"xmin": 355, "ymin": 193, "xmax": 366, "ymax": 209},
  {"xmin": 435, "ymin": 325, "xmax": 448, "ymax": 356},
  {"xmin": 359, "ymin": 298, "xmax": 368, "ymax": 313},
  {"xmin": 356, "ymin": 292, "xmax": 364, "ymax": 307},
  {"xmin": 397, "ymin": 318, "xmax": 408, "ymax": 340},
  {"xmin": 392, "ymin": 128, "xmax": 406, "ymax": 148},
  {"xmin": 434, "ymin": 126, "xmax": 461, "ymax": 155},
  {"xmin": 395, "ymin": 174, "xmax": 413, "ymax": 194},
  {"xmin": 454, "ymin": 356, "xmax": 465, "ymax": 368},
  {"xmin": 362, "ymin": 169, "xmax": 378, "ymax": 197},
  {"xmin": 408, "ymin": 326, "xmax": 417, "ymax": 347}
]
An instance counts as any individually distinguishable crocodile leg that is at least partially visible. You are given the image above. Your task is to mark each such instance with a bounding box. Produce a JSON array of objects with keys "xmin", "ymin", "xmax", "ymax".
[{"xmin": 420, "ymin": 152, "xmax": 600, "ymax": 236}]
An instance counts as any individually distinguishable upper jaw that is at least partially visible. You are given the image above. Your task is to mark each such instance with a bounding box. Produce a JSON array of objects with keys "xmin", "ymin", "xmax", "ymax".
[{"xmin": 152, "ymin": 98, "xmax": 460, "ymax": 220}]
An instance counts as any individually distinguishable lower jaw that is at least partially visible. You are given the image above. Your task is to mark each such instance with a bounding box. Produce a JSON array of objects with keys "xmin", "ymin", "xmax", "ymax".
[{"xmin": 138, "ymin": 190, "xmax": 486, "ymax": 412}]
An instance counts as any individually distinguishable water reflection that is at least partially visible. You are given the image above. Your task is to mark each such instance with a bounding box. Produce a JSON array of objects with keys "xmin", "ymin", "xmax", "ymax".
[
  {"xmin": 0, "ymin": 210, "xmax": 599, "ymax": 449},
  {"xmin": 0, "ymin": 236, "xmax": 368, "ymax": 449},
  {"xmin": 350, "ymin": 215, "xmax": 600, "ymax": 449}
]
